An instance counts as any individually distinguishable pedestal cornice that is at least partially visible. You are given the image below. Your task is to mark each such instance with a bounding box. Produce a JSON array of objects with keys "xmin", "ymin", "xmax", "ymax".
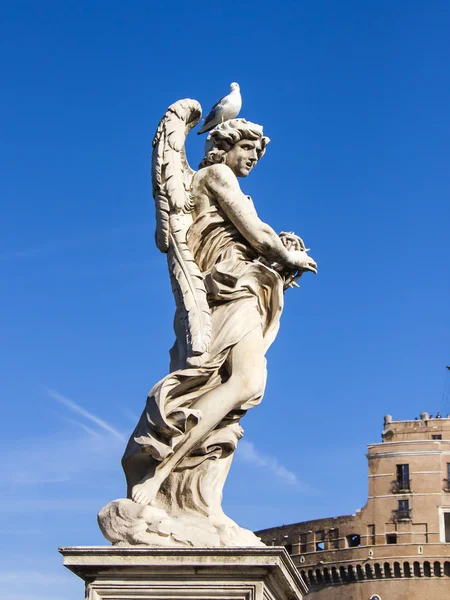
[{"xmin": 59, "ymin": 545, "xmax": 308, "ymax": 600}]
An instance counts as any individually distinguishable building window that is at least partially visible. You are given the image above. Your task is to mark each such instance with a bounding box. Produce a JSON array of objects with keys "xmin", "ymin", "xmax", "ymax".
[
  {"xmin": 346, "ymin": 534, "xmax": 361, "ymax": 548},
  {"xmin": 368, "ymin": 524, "xmax": 376, "ymax": 545},
  {"xmin": 395, "ymin": 464, "xmax": 410, "ymax": 491},
  {"xmin": 399, "ymin": 499, "xmax": 409, "ymax": 512},
  {"xmin": 386, "ymin": 533, "xmax": 397, "ymax": 544},
  {"xmin": 329, "ymin": 528, "xmax": 339, "ymax": 549},
  {"xmin": 432, "ymin": 434, "xmax": 442, "ymax": 440},
  {"xmin": 445, "ymin": 464, "xmax": 450, "ymax": 492},
  {"xmin": 393, "ymin": 498, "xmax": 411, "ymax": 521},
  {"xmin": 444, "ymin": 513, "xmax": 450, "ymax": 543},
  {"xmin": 315, "ymin": 530, "xmax": 325, "ymax": 551},
  {"xmin": 284, "ymin": 543, "xmax": 292, "ymax": 554},
  {"xmin": 300, "ymin": 533, "xmax": 307, "ymax": 553}
]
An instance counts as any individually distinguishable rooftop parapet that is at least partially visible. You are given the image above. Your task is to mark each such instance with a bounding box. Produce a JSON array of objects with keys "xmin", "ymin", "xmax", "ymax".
[{"xmin": 382, "ymin": 412, "xmax": 450, "ymax": 442}]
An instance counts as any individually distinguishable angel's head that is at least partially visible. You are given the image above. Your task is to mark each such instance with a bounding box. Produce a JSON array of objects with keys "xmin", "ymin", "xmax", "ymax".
[{"xmin": 199, "ymin": 118, "xmax": 270, "ymax": 178}]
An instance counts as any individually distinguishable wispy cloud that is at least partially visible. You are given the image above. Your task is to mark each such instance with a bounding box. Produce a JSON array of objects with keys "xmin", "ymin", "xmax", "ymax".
[
  {"xmin": 12, "ymin": 472, "xmax": 71, "ymax": 484},
  {"xmin": 237, "ymin": 440, "xmax": 301, "ymax": 487},
  {"xmin": 0, "ymin": 571, "xmax": 71, "ymax": 586},
  {"xmin": 121, "ymin": 407, "xmax": 140, "ymax": 424},
  {"xmin": 0, "ymin": 570, "xmax": 81, "ymax": 600},
  {"xmin": 62, "ymin": 417, "xmax": 103, "ymax": 437},
  {"xmin": 1, "ymin": 426, "xmax": 122, "ymax": 489},
  {"xmin": 0, "ymin": 388, "xmax": 126, "ymax": 491},
  {"xmin": 0, "ymin": 496, "xmax": 108, "ymax": 513},
  {"xmin": 46, "ymin": 388, "xmax": 125, "ymax": 441}
]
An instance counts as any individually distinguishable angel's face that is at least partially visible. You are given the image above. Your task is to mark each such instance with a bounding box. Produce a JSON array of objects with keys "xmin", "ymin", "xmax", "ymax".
[{"xmin": 225, "ymin": 139, "xmax": 261, "ymax": 178}]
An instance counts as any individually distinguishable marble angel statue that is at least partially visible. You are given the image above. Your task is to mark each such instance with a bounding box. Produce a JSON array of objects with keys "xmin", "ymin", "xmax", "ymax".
[{"xmin": 98, "ymin": 98, "xmax": 317, "ymax": 547}]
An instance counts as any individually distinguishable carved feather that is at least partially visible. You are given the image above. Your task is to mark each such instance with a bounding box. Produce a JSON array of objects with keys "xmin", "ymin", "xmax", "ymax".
[
  {"xmin": 152, "ymin": 131, "xmax": 170, "ymax": 252},
  {"xmin": 168, "ymin": 216, "xmax": 212, "ymax": 356},
  {"xmin": 163, "ymin": 136, "xmax": 186, "ymax": 212},
  {"xmin": 151, "ymin": 99, "xmax": 211, "ymax": 359}
]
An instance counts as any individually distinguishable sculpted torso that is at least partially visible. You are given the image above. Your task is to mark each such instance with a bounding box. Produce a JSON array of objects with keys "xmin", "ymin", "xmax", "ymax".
[
  {"xmin": 191, "ymin": 145, "xmax": 315, "ymax": 270},
  {"xmin": 190, "ymin": 163, "xmax": 261, "ymax": 249}
]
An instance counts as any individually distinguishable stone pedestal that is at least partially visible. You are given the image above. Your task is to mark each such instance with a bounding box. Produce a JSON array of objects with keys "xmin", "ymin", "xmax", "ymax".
[{"xmin": 59, "ymin": 546, "xmax": 308, "ymax": 600}]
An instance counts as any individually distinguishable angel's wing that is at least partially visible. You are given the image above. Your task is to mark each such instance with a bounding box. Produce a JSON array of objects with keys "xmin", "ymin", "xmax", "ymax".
[{"xmin": 151, "ymin": 99, "xmax": 212, "ymax": 362}]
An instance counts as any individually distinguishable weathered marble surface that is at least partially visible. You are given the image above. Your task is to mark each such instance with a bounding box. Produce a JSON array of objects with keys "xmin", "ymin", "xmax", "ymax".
[
  {"xmin": 98, "ymin": 97, "xmax": 316, "ymax": 547},
  {"xmin": 60, "ymin": 546, "xmax": 308, "ymax": 600},
  {"xmin": 98, "ymin": 498, "xmax": 263, "ymax": 547}
]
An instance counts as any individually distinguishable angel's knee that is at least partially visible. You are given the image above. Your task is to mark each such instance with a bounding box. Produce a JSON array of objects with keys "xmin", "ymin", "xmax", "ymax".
[{"xmin": 231, "ymin": 366, "xmax": 266, "ymax": 404}]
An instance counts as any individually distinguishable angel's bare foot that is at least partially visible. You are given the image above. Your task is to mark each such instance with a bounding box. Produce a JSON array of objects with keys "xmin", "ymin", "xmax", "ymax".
[{"xmin": 132, "ymin": 479, "xmax": 161, "ymax": 505}]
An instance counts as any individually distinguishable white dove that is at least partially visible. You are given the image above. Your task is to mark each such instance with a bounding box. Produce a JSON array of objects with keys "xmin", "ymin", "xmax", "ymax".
[{"xmin": 197, "ymin": 82, "xmax": 242, "ymax": 134}]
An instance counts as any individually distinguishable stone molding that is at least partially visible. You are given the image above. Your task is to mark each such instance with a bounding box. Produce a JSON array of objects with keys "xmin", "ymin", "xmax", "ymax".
[
  {"xmin": 301, "ymin": 557, "xmax": 450, "ymax": 588},
  {"xmin": 59, "ymin": 546, "xmax": 308, "ymax": 600}
]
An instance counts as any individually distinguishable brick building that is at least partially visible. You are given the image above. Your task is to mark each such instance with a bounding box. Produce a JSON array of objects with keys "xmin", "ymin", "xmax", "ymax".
[{"xmin": 256, "ymin": 413, "xmax": 450, "ymax": 599}]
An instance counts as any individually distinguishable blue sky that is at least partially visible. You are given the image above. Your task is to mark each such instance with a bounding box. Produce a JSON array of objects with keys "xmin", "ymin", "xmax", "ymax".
[{"xmin": 1, "ymin": 1, "xmax": 449, "ymax": 598}]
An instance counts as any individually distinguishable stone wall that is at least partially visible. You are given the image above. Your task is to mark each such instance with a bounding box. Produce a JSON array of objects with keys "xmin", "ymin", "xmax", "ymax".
[{"xmin": 256, "ymin": 414, "xmax": 450, "ymax": 599}]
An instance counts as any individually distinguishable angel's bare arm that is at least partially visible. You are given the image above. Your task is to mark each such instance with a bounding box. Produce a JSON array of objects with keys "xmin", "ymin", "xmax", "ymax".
[{"xmin": 204, "ymin": 164, "xmax": 316, "ymax": 272}]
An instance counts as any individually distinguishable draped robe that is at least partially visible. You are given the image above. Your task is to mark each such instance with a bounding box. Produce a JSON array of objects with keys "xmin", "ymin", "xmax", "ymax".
[{"xmin": 122, "ymin": 198, "xmax": 285, "ymax": 486}]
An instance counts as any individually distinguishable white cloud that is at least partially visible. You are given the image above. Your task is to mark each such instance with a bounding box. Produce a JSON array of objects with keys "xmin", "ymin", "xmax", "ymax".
[
  {"xmin": 0, "ymin": 389, "xmax": 127, "ymax": 491},
  {"xmin": 121, "ymin": 407, "xmax": 140, "ymax": 424},
  {"xmin": 0, "ymin": 570, "xmax": 82, "ymax": 600},
  {"xmin": 12, "ymin": 472, "xmax": 71, "ymax": 484},
  {"xmin": 0, "ymin": 497, "xmax": 107, "ymax": 513},
  {"xmin": 0, "ymin": 432, "xmax": 119, "ymax": 491},
  {"xmin": 237, "ymin": 440, "xmax": 300, "ymax": 486},
  {"xmin": 0, "ymin": 571, "xmax": 70, "ymax": 585},
  {"xmin": 62, "ymin": 416, "xmax": 103, "ymax": 437},
  {"xmin": 1, "ymin": 421, "xmax": 123, "ymax": 487},
  {"xmin": 46, "ymin": 388, "xmax": 125, "ymax": 441},
  {"xmin": 0, "ymin": 387, "xmax": 128, "ymax": 517}
]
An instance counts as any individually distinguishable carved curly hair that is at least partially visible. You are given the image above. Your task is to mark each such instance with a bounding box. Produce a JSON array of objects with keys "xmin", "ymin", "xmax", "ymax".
[{"xmin": 199, "ymin": 119, "xmax": 270, "ymax": 169}]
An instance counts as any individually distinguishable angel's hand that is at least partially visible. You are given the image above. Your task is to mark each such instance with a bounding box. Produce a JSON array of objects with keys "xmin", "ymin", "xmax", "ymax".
[
  {"xmin": 279, "ymin": 232, "xmax": 307, "ymax": 252},
  {"xmin": 286, "ymin": 250, "xmax": 317, "ymax": 274}
]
